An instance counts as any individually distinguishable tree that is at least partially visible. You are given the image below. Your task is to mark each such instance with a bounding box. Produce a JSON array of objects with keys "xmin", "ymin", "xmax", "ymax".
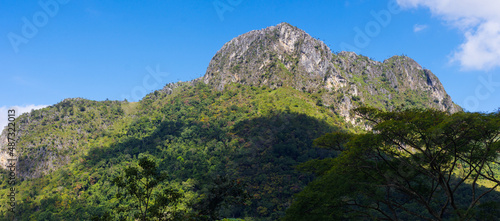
[
  {"xmin": 193, "ymin": 175, "xmax": 250, "ymax": 220},
  {"xmin": 113, "ymin": 157, "xmax": 182, "ymax": 220},
  {"xmin": 285, "ymin": 107, "xmax": 500, "ymax": 221}
]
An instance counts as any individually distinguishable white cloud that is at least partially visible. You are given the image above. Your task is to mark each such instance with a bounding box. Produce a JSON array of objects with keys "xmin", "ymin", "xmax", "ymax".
[
  {"xmin": 397, "ymin": 0, "xmax": 500, "ymax": 71},
  {"xmin": 0, "ymin": 105, "xmax": 49, "ymax": 133},
  {"xmin": 413, "ymin": 24, "xmax": 428, "ymax": 32}
]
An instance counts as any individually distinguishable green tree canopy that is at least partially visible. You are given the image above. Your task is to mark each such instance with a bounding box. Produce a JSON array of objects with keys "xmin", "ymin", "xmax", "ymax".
[
  {"xmin": 193, "ymin": 175, "xmax": 250, "ymax": 221},
  {"xmin": 285, "ymin": 107, "xmax": 500, "ymax": 221},
  {"xmin": 113, "ymin": 156, "xmax": 182, "ymax": 220}
]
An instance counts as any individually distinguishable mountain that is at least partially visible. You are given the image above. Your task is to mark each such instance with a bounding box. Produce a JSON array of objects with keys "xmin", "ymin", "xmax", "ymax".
[
  {"xmin": 204, "ymin": 22, "xmax": 461, "ymax": 121},
  {"xmin": 0, "ymin": 23, "xmax": 462, "ymax": 220}
]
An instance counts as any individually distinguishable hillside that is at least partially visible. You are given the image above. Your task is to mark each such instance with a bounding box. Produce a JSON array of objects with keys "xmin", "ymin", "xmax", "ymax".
[
  {"xmin": 0, "ymin": 23, "xmax": 464, "ymax": 220},
  {"xmin": 204, "ymin": 22, "xmax": 461, "ymax": 121}
]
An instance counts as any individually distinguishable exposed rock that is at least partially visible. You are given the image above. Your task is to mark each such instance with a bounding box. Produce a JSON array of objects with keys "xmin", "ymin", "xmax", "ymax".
[
  {"xmin": 204, "ymin": 22, "xmax": 338, "ymax": 93},
  {"xmin": 204, "ymin": 22, "xmax": 462, "ymax": 119}
]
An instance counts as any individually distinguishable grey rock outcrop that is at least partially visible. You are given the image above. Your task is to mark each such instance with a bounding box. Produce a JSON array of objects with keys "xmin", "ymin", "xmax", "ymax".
[
  {"xmin": 204, "ymin": 22, "xmax": 336, "ymax": 92},
  {"xmin": 203, "ymin": 22, "xmax": 462, "ymax": 120}
]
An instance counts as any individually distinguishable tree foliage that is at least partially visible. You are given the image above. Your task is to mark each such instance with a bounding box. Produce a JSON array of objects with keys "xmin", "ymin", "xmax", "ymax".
[
  {"xmin": 193, "ymin": 175, "xmax": 250, "ymax": 220},
  {"xmin": 113, "ymin": 157, "xmax": 182, "ymax": 220},
  {"xmin": 285, "ymin": 107, "xmax": 500, "ymax": 220}
]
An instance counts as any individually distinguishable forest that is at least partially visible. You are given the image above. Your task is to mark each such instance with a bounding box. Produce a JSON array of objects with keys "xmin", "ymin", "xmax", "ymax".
[{"xmin": 1, "ymin": 82, "xmax": 499, "ymax": 220}]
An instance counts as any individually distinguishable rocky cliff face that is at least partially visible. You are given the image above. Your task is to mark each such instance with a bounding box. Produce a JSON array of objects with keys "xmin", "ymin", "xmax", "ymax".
[
  {"xmin": 204, "ymin": 22, "xmax": 461, "ymax": 121},
  {"xmin": 204, "ymin": 22, "xmax": 334, "ymax": 92}
]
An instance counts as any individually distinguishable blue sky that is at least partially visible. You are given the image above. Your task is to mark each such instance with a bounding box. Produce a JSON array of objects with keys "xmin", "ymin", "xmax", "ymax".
[{"xmin": 1, "ymin": 0, "xmax": 499, "ymax": 128}]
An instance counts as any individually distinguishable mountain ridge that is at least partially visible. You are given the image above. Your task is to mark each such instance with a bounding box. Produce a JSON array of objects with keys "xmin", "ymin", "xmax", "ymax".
[
  {"xmin": 0, "ymin": 22, "xmax": 466, "ymax": 220},
  {"xmin": 203, "ymin": 22, "xmax": 461, "ymax": 121},
  {"xmin": 1, "ymin": 22, "xmax": 461, "ymax": 178}
]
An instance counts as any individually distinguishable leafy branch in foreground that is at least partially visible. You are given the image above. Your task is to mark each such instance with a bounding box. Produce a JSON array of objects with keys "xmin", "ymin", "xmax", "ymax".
[
  {"xmin": 285, "ymin": 107, "xmax": 500, "ymax": 221},
  {"xmin": 113, "ymin": 157, "xmax": 182, "ymax": 221}
]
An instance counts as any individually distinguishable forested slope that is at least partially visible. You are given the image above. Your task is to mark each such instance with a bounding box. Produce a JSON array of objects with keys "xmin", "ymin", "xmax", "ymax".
[
  {"xmin": 0, "ymin": 83, "xmax": 350, "ymax": 220},
  {"xmin": 0, "ymin": 23, "xmax": 472, "ymax": 220}
]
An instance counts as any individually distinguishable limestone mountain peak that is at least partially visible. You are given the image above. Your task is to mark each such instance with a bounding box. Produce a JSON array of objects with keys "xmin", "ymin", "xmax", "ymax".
[
  {"xmin": 204, "ymin": 22, "xmax": 334, "ymax": 91},
  {"xmin": 203, "ymin": 22, "xmax": 461, "ymax": 118}
]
